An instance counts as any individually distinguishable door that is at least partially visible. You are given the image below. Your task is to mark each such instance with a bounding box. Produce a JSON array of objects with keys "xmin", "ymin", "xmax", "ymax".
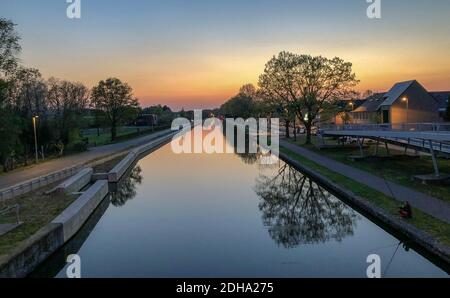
[{"xmin": 382, "ymin": 110, "xmax": 390, "ymax": 124}]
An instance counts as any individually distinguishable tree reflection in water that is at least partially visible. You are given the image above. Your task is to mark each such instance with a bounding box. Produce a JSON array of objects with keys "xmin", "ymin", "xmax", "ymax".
[
  {"xmin": 110, "ymin": 165, "xmax": 143, "ymax": 207},
  {"xmin": 255, "ymin": 164, "xmax": 359, "ymax": 248}
]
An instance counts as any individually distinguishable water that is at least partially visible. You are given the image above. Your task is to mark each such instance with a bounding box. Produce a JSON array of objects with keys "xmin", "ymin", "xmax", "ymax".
[{"xmin": 33, "ymin": 132, "xmax": 449, "ymax": 277}]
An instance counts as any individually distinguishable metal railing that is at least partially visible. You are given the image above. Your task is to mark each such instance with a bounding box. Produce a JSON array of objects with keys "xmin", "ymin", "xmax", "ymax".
[
  {"xmin": 0, "ymin": 165, "xmax": 83, "ymax": 202},
  {"xmin": 320, "ymin": 123, "xmax": 450, "ymax": 133},
  {"xmin": 0, "ymin": 204, "xmax": 20, "ymax": 224}
]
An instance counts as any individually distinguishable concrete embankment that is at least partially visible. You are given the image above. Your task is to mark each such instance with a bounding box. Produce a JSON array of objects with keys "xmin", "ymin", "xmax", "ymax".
[
  {"xmin": 52, "ymin": 180, "xmax": 109, "ymax": 242},
  {"xmin": 279, "ymin": 151, "xmax": 450, "ymax": 266},
  {"xmin": 54, "ymin": 168, "xmax": 93, "ymax": 195},
  {"xmin": 107, "ymin": 132, "xmax": 176, "ymax": 182},
  {"xmin": 0, "ymin": 131, "xmax": 177, "ymax": 277},
  {"xmin": 0, "ymin": 180, "xmax": 108, "ymax": 277}
]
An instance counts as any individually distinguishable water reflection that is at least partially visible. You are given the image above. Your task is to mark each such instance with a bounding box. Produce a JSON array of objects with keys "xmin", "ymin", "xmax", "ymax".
[
  {"xmin": 255, "ymin": 164, "xmax": 359, "ymax": 248},
  {"xmin": 110, "ymin": 165, "xmax": 143, "ymax": 207}
]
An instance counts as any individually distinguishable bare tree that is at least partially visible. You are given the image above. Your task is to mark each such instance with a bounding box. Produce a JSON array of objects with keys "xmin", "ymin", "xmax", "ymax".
[
  {"xmin": 0, "ymin": 18, "xmax": 21, "ymax": 77},
  {"xmin": 239, "ymin": 83, "xmax": 257, "ymax": 99},
  {"xmin": 255, "ymin": 164, "xmax": 358, "ymax": 248},
  {"xmin": 259, "ymin": 52, "xmax": 359, "ymax": 144},
  {"xmin": 47, "ymin": 78, "xmax": 89, "ymax": 153}
]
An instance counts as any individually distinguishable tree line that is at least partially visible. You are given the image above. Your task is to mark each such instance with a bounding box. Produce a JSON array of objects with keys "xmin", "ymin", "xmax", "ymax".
[
  {"xmin": 220, "ymin": 51, "xmax": 360, "ymax": 144},
  {"xmin": 0, "ymin": 19, "xmax": 143, "ymax": 171}
]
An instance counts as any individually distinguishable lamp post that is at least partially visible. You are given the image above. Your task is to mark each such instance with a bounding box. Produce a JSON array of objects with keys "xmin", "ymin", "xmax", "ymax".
[
  {"xmin": 402, "ymin": 96, "xmax": 409, "ymax": 127},
  {"xmin": 32, "ymin": 116, "xmax": 39, "ymax": 164}
]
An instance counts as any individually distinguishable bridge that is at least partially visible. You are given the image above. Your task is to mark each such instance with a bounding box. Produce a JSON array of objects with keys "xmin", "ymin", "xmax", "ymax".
[{"xmin": 318, "ymin": 123, "xmax": 450, "ymax": 179}]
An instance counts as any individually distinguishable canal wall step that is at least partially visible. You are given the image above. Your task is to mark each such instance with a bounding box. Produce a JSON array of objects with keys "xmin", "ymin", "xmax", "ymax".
[
  {"xmin": 52, "ymin": 180, "xmax": 109, "ymax": 242},
  {"xmin": 54, "ymin": 167, "xmax": 93, "ymax": 195},
  {"xmin": 107, "ymin": 132, "xmax": 177, "ymax": 183}
]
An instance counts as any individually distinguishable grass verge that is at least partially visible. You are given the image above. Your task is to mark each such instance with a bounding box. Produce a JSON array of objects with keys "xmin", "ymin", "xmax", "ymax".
[{"xmin": 288, "ymin": 136, "xmax": 450, "ymax": 203}]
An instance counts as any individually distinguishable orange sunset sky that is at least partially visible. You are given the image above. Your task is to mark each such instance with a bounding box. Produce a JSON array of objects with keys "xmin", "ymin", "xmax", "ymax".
[{"xmin": 1, "ymin": 0, "xmax": 449, "ymax": 110}]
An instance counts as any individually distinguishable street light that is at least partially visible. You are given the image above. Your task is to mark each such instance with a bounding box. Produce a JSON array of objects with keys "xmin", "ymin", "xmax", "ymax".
[
  {"xmin": 32, "ymin": 116, "xmax": 39, "ymax": 164},
  {"xmin": 401, "ymin": 96, "xmax": 409, "ymax": 125}
]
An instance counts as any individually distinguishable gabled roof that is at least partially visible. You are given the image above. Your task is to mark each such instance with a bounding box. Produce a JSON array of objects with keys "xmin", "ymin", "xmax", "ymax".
[
  {"xmin": 335, "ymin": 99, "xmax": 365, "ymax": 110},
  {"xmin": 379, "ymin": 80, "xmax": 415, "ymax": 107},
  {"xmin": 430, "ymin": 91, "xmax": 450, "ymax": 110},
  {"xmin": 353, "ymin": 93, "xmax": 386, "ymax": 113}
]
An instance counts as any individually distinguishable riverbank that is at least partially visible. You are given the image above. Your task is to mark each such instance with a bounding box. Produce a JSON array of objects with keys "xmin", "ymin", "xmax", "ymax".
[
  {"xmin": 0, "ymin": 132, "xmax": 177, "ymax": 277},
  {"xmin": 0, "ymin": 129, "xmax": 173, "ymax": 198},
  {"xmin": 288, "ymin": 136, "xmax": 450, "ymax": 203},
  {"xmin": 279, "ymin": 144, "xmax": 450, "ymax": 266}
]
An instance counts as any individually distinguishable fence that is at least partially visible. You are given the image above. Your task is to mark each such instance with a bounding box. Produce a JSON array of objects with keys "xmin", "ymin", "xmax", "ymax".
[
  {"xmin": 321, "ymin": 123, "xmax": 450, "ymax": 133},
  {"xmin": 0, "ymin": 165, "xmax": 83, "ymax": 202}
]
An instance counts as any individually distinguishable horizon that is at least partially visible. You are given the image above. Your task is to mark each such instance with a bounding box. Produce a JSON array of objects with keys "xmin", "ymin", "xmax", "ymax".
[{"xmin": 1, "ymin": 0, "xmax": 450, "ymax": 110}]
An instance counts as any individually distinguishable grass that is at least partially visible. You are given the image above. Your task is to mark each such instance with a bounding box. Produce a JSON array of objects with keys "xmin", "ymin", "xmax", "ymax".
[
  {"xmin": 0, "ymin": 125, "xmax": 170, "ymax": 175},
  {"xmin": 81, "ymin": 126, "xmax": 169, "ymax": 147},
  {"xmin": 281, "ymin": 147, "xmax": 450, "ymax": 247},
  {"xmin": 0, "ymin": 183, "xmax": 78, "ymax": 256},
  {"xmin": 0, "ymin": 152, "xmax": 127, "ymax": 257},
  {"xmin": 288, "ymin": 135, "xmax": 450, "ymax": 203},
  {"xmin": 92, "ymin": 154, "xmax": 126, "ymax": 173}
]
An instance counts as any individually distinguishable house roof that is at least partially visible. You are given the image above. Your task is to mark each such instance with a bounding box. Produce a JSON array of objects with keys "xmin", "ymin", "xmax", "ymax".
[
  {"xmin": 353, "ymin": 93, "xmax": 386, "ymax": 113},
  {"xmin": 430, "ymin": 91, "xmax": 450, "ymax": 110},
  {"xmin": 379, "ymin": 80, "xmax": 415, "ymax": 107},
  {"xmin": 335, "ymin": 99, "xmax": 365, "ymax": 110}
]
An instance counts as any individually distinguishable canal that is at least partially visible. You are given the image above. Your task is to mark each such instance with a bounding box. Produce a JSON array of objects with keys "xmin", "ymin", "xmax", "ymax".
[{"xmin": 33, "ymin": 131, "xmax": 449, "ymax": 277}]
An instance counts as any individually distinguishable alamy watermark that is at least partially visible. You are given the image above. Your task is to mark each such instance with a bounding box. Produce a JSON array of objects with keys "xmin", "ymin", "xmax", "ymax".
[
  {"xmin": 367, "ymin": 0, "xmax": 382, "ymax": 19},
  {"xmin": 66, "ymin": 0, "xmax": 81, "ymax": 19},
  {"xmin": 66, "ymin": 1, "xmax": 380, "ymax": 20},
  {"xmin": 66, "ymin": 254, "xmax": 81, "ymax": 278},
  {"xmin": 170, "ymin": 110, "xmax": 280, "ymax": 165},
  {"xmin": 366, "ymin": 254, "xmax": 381, "ymax": 278}
]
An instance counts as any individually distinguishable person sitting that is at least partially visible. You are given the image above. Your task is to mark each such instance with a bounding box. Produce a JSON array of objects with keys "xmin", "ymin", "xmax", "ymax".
[{"xmin": 399, "ymin": 202, "xmax": 412, "ymax": 219}]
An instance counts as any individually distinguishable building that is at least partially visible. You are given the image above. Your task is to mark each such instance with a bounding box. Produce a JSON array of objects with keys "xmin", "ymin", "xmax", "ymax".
[
  {"xmin": 430, "ymin": 91, "xmax": 450, "ymax": 120},
  {"xmin": 133, "ymin": 114, "xmax": 159, "ymax": 127},
  {"xmin": 320, "ymin": 99, "xmax": 365, "ymax": 125},
  {"xmin": 351, "ymin": 80, "xmax": 444, "ymax": 124}
]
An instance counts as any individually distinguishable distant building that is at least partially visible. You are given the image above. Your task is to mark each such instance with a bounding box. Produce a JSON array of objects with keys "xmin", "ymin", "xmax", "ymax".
[
  {"xmin": 133, "ymin": 114, "xmax": 159, "ymax": 126},
  {"xmin": 351, "ymin": 80, "xmax": 444, "ymax": 124}
]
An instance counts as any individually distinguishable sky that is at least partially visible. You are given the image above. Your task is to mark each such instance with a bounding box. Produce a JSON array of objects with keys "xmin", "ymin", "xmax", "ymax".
[{"xmin": 1, "ymin": 0, "xmax": 449, "ymax": 110}]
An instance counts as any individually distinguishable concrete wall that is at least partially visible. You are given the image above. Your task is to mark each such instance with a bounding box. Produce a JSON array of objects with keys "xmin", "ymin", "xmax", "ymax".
[
  {"xmin": 108, "ymin": 132, "xmax": 176, "ymax": 183},
  {"xmin": 107, "ymin": 152, "xmax": 137, "ymax": 183},
  {"xmin": 52, "ymin": 180, "xmax": 109, "ymax": 242},
  {"xmin": 55, "ymin": 168, "xmax": 93, "ymax": 195},
  {"xmin": 0, "ymin": 223, "xmax": 64, "ymax": 278},
  {"xmin": 0, "ymin": 166, "xmax": 83, "ymax": 202}
]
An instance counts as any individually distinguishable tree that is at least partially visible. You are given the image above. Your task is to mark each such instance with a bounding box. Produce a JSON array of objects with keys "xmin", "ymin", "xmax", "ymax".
[
  {"xmin": 445, "ymin": 95, "xmax": 450, "ymax": 122},
  {"xmin": 220, "ymin": 94, "xmax": 255, "ymax": 119},
  {"xmin": 255, "ymin": 164, "xmax": 358, "ymax": 248},
  {"xmin": 47, "ymin": 78, "xmax": 89, "ymax": 152},
  {"xmin": 0, "ymin": 79, "xmax": 21, "ymax": 171},
  {"xmin": 6, "ymin": 67, "xmax": 47, "ymax": 164},
  {"xmin": 0, "ymin": 19, "xmax": 22, "ymax": 170},
  {"xmin": 219, "ymin": 84, "xmax": 259, "ymax": 119},
  {"xmin": 239, "ymin": 83, "xmax": 257, "ymax": 99},
  {"xmin": 0, "ymin": 18, "xmax": 21, "ymax": 77},
  {"xmin": 259, "ymin": 51, "xmax": 359, "ymax": 144},
  {"xmin": 91, "ymin": 78, "xmax": 139, "ymax": 141}
]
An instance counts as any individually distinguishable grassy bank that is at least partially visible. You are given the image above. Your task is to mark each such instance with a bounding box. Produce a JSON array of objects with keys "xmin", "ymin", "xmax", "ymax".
[
  {"xmin": 288, "ymin": 136, "xmax": 450, "ymax": 203},
  {"xmin": 0, "ymin": 183, "xmax": 78, "ymax": 256},
  {"xmin": 82, "ymin": 125, "xmax": 170, "ymax": 147},
  {"xmin": 280, "ymin": 146, "xmax": 450, "ymax": 247}
]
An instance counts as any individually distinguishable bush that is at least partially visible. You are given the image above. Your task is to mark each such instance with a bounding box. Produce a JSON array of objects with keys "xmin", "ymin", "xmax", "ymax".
[{"xmin": 72, "ymin": 139, "xmax": 89, "ymax": 152}]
